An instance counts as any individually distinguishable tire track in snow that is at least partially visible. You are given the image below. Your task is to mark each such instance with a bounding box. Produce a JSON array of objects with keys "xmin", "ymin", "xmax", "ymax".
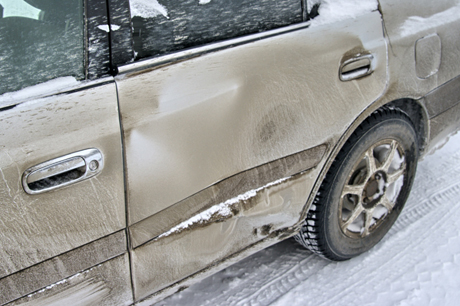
[
  {"xmin": 159, "ymin": 243, "xmax": 325, "ymax": 306},
  {"xmin": 241, "ymin": 152, "xmax": 460, "ymax": 306},
  {"xmin": 201, "ymin": 251, "xmax": 324, "ymax": 306},
  {"xmin": 391, "ymin": 140, "xmax": 460, "ymax": 233},
  {"xmin": 269, "ymin": 137, "xmax": 460, "ymax": 306},
  {"xmin": 391, "ymin": 181, "xmax": 460, "ymax": 233},
  {"xmin": 164, "ymin": 244, "xmax": 329, "ymax": 305},
  {"xmin": 302, "ymin": 188, "xmax": 460, "ymax": 306},
  {"xmin": 233, "ymin": 253, "xmax": 325, "ymax": 306}
]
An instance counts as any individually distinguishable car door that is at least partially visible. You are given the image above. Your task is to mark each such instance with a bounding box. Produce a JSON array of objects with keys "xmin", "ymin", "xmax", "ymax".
[
  {"xmin": 0, "ymin": 0, "xmax": 131, "ymax": 305},
  {"xmin": 113, "ymin": 0, "xmax": 388, "ymax": 302}
]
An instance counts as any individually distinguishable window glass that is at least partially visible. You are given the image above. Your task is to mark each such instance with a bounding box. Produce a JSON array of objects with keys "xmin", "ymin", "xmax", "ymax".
[
  {"xmin": 130, "ymin": 0, "xmax": 302, "ymax": 60},
  {"xmin": 0, "ymin": 0, "xmax": 85, "ymax": 95}
]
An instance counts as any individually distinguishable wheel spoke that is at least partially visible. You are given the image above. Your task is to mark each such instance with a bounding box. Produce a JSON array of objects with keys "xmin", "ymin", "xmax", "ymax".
[
  {"xmin": 342, "ymin": 184, "xmax": 364, "ymax": 196},
  {"xmin": 365, "ymin": 148, "xmax": 377, "ymax": 177},
  {"xmin": 386, "ymin": 165, "xmax": 405, "ymax": 184},
  {"xmin": 380, "ymin": 196, "xmax": 394, "ymax": 211},
  {"xmin": 381, "ymin": 140, "xmax": 398, "ymax": 172},
  {"xmin": 342, "ymin": 203, "xmax": 364, "ymax": 231},
  {"xmin": 361, "ymin": 210, "xmax": 374, "ymax": 237}
]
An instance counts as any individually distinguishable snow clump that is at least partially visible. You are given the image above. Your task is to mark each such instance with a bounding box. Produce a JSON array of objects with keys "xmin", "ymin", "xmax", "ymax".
[
  {"xmin": 130, "ymin": 0, "xmax": 169, "ymax": 19},
  {"xmin": 310, "ymin": 0, "xmax": 378, "ymax": 26},
  {"xmin": 158, "ymin": 177, "xmax": 290, "ymax": 239}
]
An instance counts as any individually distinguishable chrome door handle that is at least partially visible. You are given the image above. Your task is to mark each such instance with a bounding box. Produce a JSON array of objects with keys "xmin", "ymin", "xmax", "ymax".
[
  {"xmin": 22, "ymin": 148, "xmax": 104, "ymax": 194},
  {"xmin": 339, "ymin": 54, "xmax": 374, "ymax": 81}
]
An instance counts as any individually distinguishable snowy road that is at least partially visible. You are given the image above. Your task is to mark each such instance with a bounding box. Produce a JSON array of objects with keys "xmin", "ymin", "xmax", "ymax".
[{"xmin": 159, "ymin": 133, "xmax": 460, "ymax": 306}]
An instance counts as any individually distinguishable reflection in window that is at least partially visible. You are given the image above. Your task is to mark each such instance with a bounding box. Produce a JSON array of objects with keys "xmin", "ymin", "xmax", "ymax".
[
  {"xmin": 0, "ymin": 0, "xmax": 85, "ymax": 95},
  {"xmin": 0, "ymin": 0, "xmax": 41, "ymax": 19},
  {"xmin": 131, "ymin": 0, "xmax": 302, "ymax": 60}
]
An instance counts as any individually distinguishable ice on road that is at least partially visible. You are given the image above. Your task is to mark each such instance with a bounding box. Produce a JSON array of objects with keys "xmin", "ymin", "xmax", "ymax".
[{"xmin": 159, "ymin": 133, "xmax": 460, "ymax": 306}]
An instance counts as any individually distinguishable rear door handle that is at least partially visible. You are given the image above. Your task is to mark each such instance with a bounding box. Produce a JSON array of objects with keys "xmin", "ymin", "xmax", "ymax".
[
  {"xmin": 22, "ymin": 148, "xmax": 104, "ymax": 194},
  {"xmin": 339, "ymin": 54, "xmax": 374, "ymax": 81}
]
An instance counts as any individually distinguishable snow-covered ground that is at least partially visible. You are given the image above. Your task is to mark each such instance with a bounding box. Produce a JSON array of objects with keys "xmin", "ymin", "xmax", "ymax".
[{"xmin": 159, "ymin": 133, "xmax": 460, "ymax": 306}]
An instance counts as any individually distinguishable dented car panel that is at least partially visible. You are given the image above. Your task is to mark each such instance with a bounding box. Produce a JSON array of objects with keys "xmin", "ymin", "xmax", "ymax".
[
  {"xmin": 116, "ymin": 11, "xmax": 387, "ymax": 226},
  {"xmin": 128, "ymin": 144, "xmax": 327, "ymax": 249},
  {"xmin": 132, "ymin": 171, "xmax": 314, "ymax": 301},
  {"xmin": 116, "ymin": 10, "xmax": 388, "ymax": 301},
  {"xmin": 1, "ymin": 0, "xmax": 460, "ymax": 305}
]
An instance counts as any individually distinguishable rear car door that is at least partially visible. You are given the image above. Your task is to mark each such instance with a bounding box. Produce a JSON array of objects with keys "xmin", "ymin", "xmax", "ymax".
[
  {"xmin": 0, "ymin": 1, "xmax": 131, "ymax": 304},
  {"xmin": 113, "ymin": 0, "xmax": 388, "ymax": 301}
]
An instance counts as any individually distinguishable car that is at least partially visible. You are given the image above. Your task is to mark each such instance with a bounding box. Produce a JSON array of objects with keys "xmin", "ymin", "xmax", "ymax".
[{"xmin": 1, "ymin": 0, "xmax": 460, "ymax": 305}]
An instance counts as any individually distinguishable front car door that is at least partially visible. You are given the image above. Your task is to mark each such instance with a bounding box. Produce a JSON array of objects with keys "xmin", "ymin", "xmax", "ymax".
[{"xmin": 0, "ymin": 0, "xmax": 131, "ymax": 304}]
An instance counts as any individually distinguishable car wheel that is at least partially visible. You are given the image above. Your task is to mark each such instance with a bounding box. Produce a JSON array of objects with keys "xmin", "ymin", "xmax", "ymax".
[{"xmin": 295, "ymin": 107, "xmax": 419, "ymax": 261}]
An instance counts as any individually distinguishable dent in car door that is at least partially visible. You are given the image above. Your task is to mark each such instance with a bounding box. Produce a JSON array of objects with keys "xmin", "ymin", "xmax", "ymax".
[{"xmin": 115, "ymin": 3, "xmax": 387, "ymax": 301}]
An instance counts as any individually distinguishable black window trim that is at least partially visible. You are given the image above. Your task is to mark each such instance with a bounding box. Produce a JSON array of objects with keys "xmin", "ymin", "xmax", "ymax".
[
  {"xmin": 117, "ymin": 21, "xmax": 312, "ymax": 76},
  {"xmin": 86, "ymin": 0, "xmax": 112, "ymax": 79},
  {"xmin": 112, "ymin": 0, "xmax": 322, "ymax": 75}
]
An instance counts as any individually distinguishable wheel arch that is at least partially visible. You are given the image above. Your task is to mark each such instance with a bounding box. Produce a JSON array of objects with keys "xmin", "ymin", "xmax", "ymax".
[
  {"xmin": 297, "ymin": 97, "xmax": 429, "ymax": 229},
  {"xmin": 386, "ymin": 98, "xmax": 430, "ymax": 155}
]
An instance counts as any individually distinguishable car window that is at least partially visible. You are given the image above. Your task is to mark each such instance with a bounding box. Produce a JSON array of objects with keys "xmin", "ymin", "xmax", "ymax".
[
  {"xmin": 130, "ymin": 0, "xmax": 303, "ymax": 60},
  {"xmin": 0, "ymin": 0, "xmax": 84, "ymax": 95}
]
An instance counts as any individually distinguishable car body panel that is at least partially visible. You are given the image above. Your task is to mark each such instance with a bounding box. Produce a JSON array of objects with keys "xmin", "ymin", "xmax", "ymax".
[
  {"xmin": 116, "ymin": 11, "xmax": 387, "ymax": 227},
  {"xmin": 116, "ymin": 10, "xmax": 387, "ymax": 301},
  {"xmin": 0, "ymin": 80, "xmax": 126, "ymax": 280},
  {"xmin": 128, "ymin": 144, "xmax": 326, "ymax": 249},
  {"xmin": 5, "ymin": 253, "xmax": 132, "ymax": 306},
  {"xmin": 378, "ymin": 0, "xmax": 460, "ymax": 114},
  {"xmin": 423, "ymin": 75, "xmax": 460, "ymax": 150},
  {"xmin": 0, "ymin": 231, "xmax": 128, "ymax": 305},
  {"xmin": 2, "ymin": 0, "xmax": 460, "ymax": 305},
  {"xmin": 132, "ymin": 170, "xmax": 314, "ymax": 301}
]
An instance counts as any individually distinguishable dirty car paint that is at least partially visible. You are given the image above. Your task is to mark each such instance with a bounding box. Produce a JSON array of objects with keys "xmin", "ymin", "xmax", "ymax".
[
  {"xmin": 116, "ymin": 10, "xmax": 387, "ymax": 301},
  {"xmin": 0, "ymin": 81, "xmax": 125, "ymax": 283},
  {"xmin": 116, "ymin": 12, "xmax": 387, "ymax": 227}
]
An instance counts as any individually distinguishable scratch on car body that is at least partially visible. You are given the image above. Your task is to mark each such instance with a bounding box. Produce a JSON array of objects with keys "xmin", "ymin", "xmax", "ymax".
[{"xmin": 157, "ymin": 177, "xmax": 291, "ymax": 240}]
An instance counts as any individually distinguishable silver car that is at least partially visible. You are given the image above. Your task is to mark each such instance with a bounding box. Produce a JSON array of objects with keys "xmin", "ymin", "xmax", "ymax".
[{"xmin": 1, "ymin": 0, "xmax": 460, "ymax": 305}]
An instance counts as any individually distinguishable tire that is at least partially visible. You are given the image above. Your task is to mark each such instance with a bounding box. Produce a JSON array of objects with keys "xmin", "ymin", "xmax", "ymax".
[{"xmin": 295, "ymin": 107, "xmax": 419, "ymax": 261}]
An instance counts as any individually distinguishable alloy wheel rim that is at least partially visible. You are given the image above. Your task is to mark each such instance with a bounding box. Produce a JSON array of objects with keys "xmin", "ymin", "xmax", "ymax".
[{"xmin": 339, "ymin": 139, "xmax": 406, "ymax": 238}]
